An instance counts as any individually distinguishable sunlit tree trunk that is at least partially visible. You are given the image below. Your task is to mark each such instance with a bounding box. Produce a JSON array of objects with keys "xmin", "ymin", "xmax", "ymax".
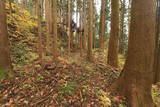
[
  {"xmin": 113, "ymin": 0, "xmax": 156, "ymax": 106},
  {"xmin": 0, "ymin": 0, "xmax": 12, "ymax": 74},
  {"xmin": 107, "ymin": 0, "xmax": 120, "ymax": 67},
  {"xmin": 87, "ymin": 0, "xmax": 93, "ymax": 61}
]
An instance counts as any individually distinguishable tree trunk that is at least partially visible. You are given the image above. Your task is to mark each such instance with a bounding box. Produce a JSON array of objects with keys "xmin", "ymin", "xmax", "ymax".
[
  {"xmin": 83, "ymin": 14, "xmax": 87, "ymax": 50},
  {"xmin": 79, "ymin": 8, "xmax": 83, "ymax": 56},
  {"xmin": 51, "ymin": 0, "xmax": 59, "ymax": 60},
  {"xmin": 99, "ymin": 0, "xmax": 106, "ymax": 50},
  {"xmin": 68, "ymin": 0, "xmax": 71, "ymax": 55},
  {"xmin": 119, "ymin": 0, "xmax": 125, "ymax": 54},
  {"xmin": 87, "ymin": 0, "xmax": 93, "ymax": 61},
  {"xmin": 153, "ymin": 1, "xmax": 160, "ymax": 83},
  {"xmin": 0, "ymin": 0, "xmax": 12, "ymax": 74},
  {"xmin": 113, "ymin": 0, "xmax": 156, "ymax": 106},
  {"xmin": 45, "ymin": 0, "xmax": 51, "ymax": 55},
  {"xmin": 107, "ymin": 0, "xmax": 120, "ymax": 67},
  {"xmin": 37, "ymin": 0, "xmax": 43, "ymax": 60},
  {"xmin": 83, "ymin": 0, "xmax": 87, "ymax": 50},
  {"xmin": 22, "ymin": 0, "xmax": 27, "ymax": 9}
]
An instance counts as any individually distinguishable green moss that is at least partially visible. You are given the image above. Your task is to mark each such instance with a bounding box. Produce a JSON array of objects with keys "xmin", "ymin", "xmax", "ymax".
[
  {"xmin": 0, "ymin": 67, "xmax": 9, "ymax": 80},
  {"xmin": 0, "ymin": 67, "xmax": 15, "ymax": 80}
]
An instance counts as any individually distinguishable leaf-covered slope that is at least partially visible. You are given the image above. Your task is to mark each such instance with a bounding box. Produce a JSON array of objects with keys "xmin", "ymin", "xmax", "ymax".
[{"xmin": 7, "ymin": 3, "xmax": 38, "ymax": 70}]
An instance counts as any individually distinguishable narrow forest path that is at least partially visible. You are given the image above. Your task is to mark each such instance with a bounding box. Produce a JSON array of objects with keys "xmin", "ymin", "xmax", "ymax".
[{"xmin": 0, "ymin": 52, "xmax": 127, "ymax": 107}]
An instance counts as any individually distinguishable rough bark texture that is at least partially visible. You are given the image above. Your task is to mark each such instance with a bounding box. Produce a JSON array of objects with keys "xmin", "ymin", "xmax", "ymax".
[
  {"xmin": 99, "ymin": 0, "xmax": 106, "ymax": 50},
  {"xmin": 0, "ymin": 0, "xmax": 11, "ymax": 72},
  {"xmin": 119, "ymin": 0, "xmax": 125, "ymax": 54},
  {"xmin": 114, "ymin": 0, "xmax": 156, "ymax": 106},
  {"xmin": 87, "ymin": 0, "xmax": 93, "ymax": 61},
  {"xmin": 107, "ymin": 0, "xmax": 119, "ymax": 67}
]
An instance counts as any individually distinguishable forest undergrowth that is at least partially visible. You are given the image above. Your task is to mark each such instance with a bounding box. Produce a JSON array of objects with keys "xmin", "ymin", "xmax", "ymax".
[
  {"xmin": 0, "ymin": 2, "xmax": 160, "ymax": 107},
  {"xmin": 0, "ymin": 52, "xmax": 128, "ymax": 107}
]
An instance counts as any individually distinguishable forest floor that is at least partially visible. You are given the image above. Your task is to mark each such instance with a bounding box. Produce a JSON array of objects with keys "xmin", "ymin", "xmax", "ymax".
[{"xmin": 0, "ymin": 51, "xmax": 129, "ymax": 107}]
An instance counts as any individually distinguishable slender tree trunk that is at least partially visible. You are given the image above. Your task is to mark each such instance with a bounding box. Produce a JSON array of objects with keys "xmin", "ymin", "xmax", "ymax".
[
  {"xmin": 83, "ymin": 0, "xmax": 87, "ymax": 50},
  {"xmin": 22, "ymin": 0, "xmax": 27, "ymax": 9},
  {"xmin": 37, "ymin": 0, "xmax": 43, "ymax": 60},
  {"xmin": 119, "ymin": 0, "xmax": 125, "ymax": 54},
  {"xmin": 68, "ymin": 0, "xmax": 71, "ymax": 55},
  {"xmin": 99, "ymin": 0, "xmax": 106, "ymax": 50},
  {"xmin": 79, "ymin": 8, "xmax": 83, "ymax": 56},
  {"xmin": 87, "ymin": 0, "xmax": 93, "ymax": 61},
  {"xmin": 93, "ymin": 0, "xmax": 96, "ymax": 49},
  {"xmin": 45, "ymin": 0, "xmax": 50, "ymax": 55},
  {"xmin": 0, "ymin": 0, "xmax": 12, "ymax": 74},
  {"xmin": 83, "ymin": 14, "xmax": 87, "ymax": 50},
  {"xmin": 113, "ymin": 0, "xmax": 156, "ymax": 106},
  {"xmin": 76, "ymin": 1, "xmax": 79, "ymax": 49},
  {"xmin": 51, "ymin": 0, "xmax": 59, "ymax": 60},
  {"xmin": 107, "ymin": 0, "xmax": 120, "ymax": 67}
]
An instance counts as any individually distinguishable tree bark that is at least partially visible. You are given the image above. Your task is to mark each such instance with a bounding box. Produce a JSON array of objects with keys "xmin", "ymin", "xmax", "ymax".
[
  {"xmin": 37, "ymin": 0, "xmax": 43, "ymax": 60},
  {"xmin": 22, "ymin": 0, "xmax": 27, "ymax": 9},
  {"xmin": 68, "ymin": 0, "xmax": 71, "ymax": 55},
  {"xmin": 107, "ymin": 0, "xmax": 120, "ymax": 67},
  {"xmin": 119, "ymin": 0, "xmax": 125, "ymax": 54},
  {"xmin": 83, "ymin": 14, "xmax": 87, "ymax": 50},
  {"xmin": 0, "ymin": 0, "xmax": 12, "ymax": 73},
  {"xmin": 153, "ymin": 1, "xmax": 160, "ymax": 83},
  {"xmin": 79, "ymin": 8, "xmax": 83, "ymax": 56},
  {"xmin": 99, "ymin": 0, "xmax": 106, "ymax": 50},
  {"xmin": 87, "ymin": 0, "xmax": 93, "ymax": 61},
  {"xmin": 113, "ymin": 0, "xmax": 156, "ymax": 106},
  {"xmin": 45, "ymin": 0, "xmax": 50, "ymax": 55},
  {"xmin": 51, "ymin": 0, "xmax": 59, "ymax": 60}
]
